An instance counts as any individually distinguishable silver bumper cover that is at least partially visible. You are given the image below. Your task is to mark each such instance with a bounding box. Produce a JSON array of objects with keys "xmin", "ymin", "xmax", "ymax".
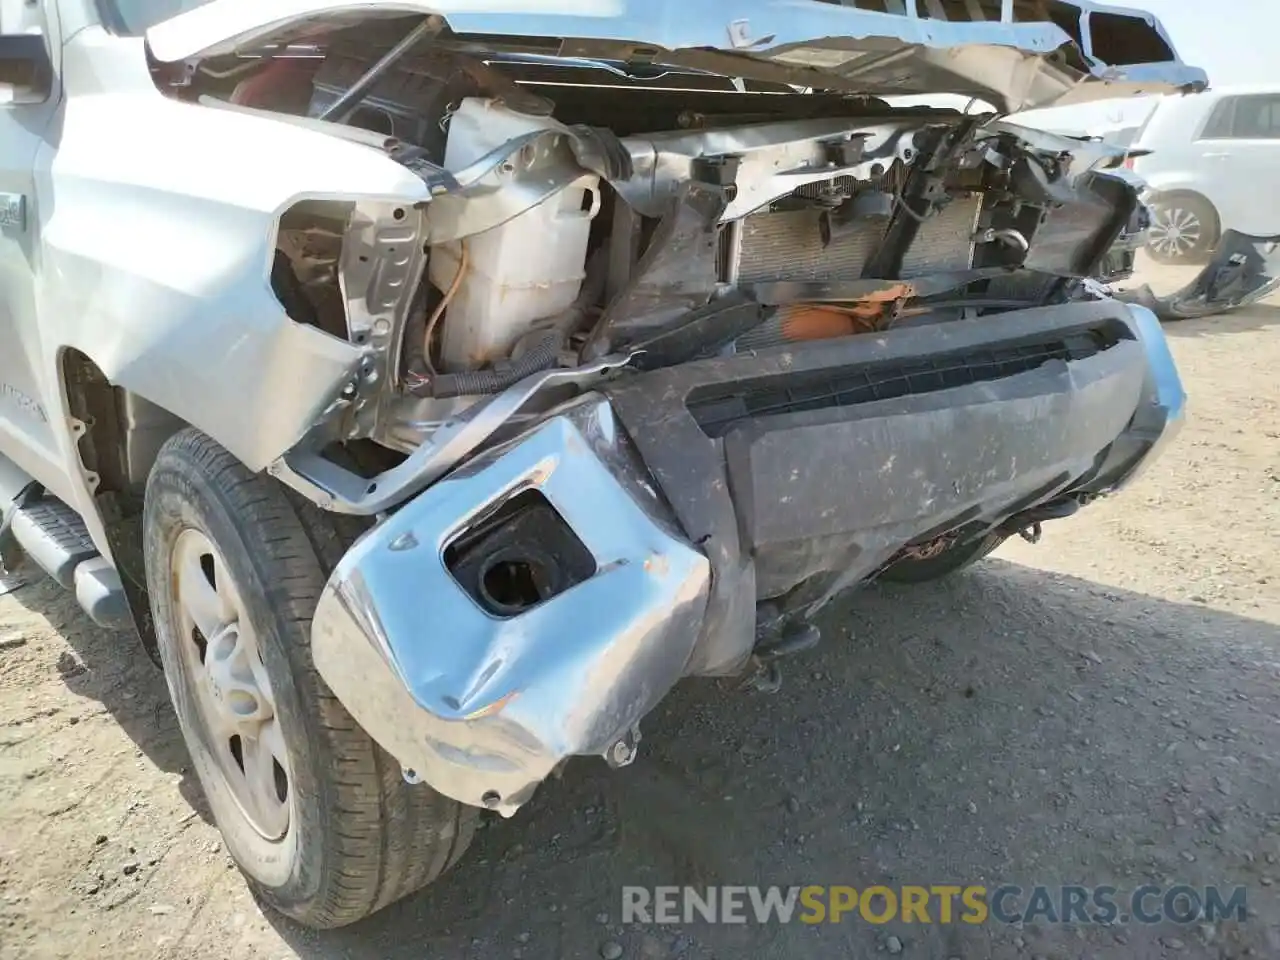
[
  {"xmin": 311, "ymin": 302, "xmax": 1186, "ymax": 814},
  {"xmin": 1103, "ymin": 302, "xmax": 1187, "ymax": 492},
  {"xmin": 311, "ymin": 398, "xmax": 710, "ymax": 817}
]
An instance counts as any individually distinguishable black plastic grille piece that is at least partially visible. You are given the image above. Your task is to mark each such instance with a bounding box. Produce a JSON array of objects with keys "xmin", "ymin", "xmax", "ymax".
[{"xmin": 688, "ymin": 329, "xmax": 1115, "ymax": 438}]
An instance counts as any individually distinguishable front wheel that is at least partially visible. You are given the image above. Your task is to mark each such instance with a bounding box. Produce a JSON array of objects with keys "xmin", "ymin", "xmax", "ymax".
[
  {"xmin": 144, "ymin": 428, "xmax": 476, "ymax": 928},
  {"xmin": 1146, "ymin": 194, "xmax": 1218, "ymax": 265}
]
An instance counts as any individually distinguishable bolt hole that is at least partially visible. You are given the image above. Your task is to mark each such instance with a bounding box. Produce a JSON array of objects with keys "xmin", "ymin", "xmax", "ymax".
[
  {"xmin": 481, "ymin": 790, "xmax": 501, "ymax": 808},
  {"xmin": 392, "ymin": 208, "xmax": 405, "ymax": 220},
  {"xmin": 478, "ymin": 550, "xmax": 556, "ymax": 615}
]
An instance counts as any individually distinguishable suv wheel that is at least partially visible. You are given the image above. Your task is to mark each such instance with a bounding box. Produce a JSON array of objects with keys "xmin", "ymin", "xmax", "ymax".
[
  {"xmin": 1147, "ymin": 194, "xmax": 1218, "ymax": 264},
  {"xmin": 143, "ymin": 428, "xmax": 477, "ymax": 928}
]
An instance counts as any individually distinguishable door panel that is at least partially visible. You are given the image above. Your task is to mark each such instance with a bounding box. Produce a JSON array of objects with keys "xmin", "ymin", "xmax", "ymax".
[
  {"xmin": 0, "ymin": 0, "xmax": 63, "ymax": 489},
  {"xmin": 1199, "ymin": 94, "xmax": 1280, "ymax": 236}
]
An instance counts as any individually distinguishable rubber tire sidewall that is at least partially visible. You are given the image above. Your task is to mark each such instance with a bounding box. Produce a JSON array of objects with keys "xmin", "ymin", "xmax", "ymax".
[
  {"xmin": 1146, "ymin": 193, "xmax": 1219, "ymax": 265},
  {"xmin": 145, "ymin": 448, "xmax": 328, "ymax": 902}
]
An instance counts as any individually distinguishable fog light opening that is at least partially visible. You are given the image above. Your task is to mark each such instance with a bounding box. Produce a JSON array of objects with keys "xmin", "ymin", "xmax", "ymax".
[{"xmin": 445, "ymin": 489, "xmax": 596, "ymax": 617}]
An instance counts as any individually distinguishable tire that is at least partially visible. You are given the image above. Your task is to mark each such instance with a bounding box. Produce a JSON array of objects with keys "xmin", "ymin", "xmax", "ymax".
[
  {"xmin": 143, "ymin": 428, "xmax": 477, "ymax": 929},
  {"xmin": 1146, "ymin": 193, "xmax": 1219, "ymax": 265},
  {"xmin": 877, "ymin": 533, "xmax": 1005, "ymax": 585}
]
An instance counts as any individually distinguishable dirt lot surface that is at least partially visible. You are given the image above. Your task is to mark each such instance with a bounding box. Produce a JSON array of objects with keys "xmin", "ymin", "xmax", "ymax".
[{"xmin": 3, "ymin": 259, "xmax": 1280, "ymax": 960}]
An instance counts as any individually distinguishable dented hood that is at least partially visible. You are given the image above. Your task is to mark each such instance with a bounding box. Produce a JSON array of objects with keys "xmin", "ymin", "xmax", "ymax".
[{"xmin": 146, "ymin": 0, "xmax": 1207, "ymax": 114}]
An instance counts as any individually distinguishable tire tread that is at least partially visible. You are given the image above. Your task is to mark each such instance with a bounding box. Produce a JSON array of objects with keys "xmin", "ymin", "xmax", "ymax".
[{"xmin": 147, "ymin": 428, "xmax": 476, "ymax": 928}]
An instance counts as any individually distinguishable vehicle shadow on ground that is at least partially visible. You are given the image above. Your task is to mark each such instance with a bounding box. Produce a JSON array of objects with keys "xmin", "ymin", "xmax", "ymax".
[
  {"xmin": 4, "ymin": 567, "xmax": 212, "ymax": 823},
  {"xmin": 261, "ymin": 560, "xmax": 1280, "ymax": 960},
  {"xmin": 1161, "ymin": 303, "xmax": 1280, "ymax": 338}
]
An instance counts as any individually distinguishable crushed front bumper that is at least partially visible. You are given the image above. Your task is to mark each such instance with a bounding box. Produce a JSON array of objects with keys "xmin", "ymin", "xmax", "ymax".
[
  {"xmin": 311, "ymin": 399, "xmax": 711, "ymax": 816},
  {"xmin": 312, "ymin": 298, "xmax": 1184, "ymax": 814}
]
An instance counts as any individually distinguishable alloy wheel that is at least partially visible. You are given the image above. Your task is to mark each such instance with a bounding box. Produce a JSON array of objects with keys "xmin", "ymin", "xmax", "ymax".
[{"xmin": 1148, "ymin": 205, "xmax": 1204, "ymax": 260}]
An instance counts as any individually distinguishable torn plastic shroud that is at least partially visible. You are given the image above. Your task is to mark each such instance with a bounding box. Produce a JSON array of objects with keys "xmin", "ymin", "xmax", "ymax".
[{"xmin": 1120, "ymin": 231, "xmax": 1280, "ymax": 321}]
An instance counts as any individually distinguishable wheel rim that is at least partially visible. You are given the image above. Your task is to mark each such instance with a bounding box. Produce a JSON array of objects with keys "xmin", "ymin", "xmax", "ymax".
[
  {"xmin": 1149, "ymin": 205, "xmax": 1203, "ymax": 258},
  {"xmin": 170, "ymin": 529, "xmax": 292, "ymax": 841}
]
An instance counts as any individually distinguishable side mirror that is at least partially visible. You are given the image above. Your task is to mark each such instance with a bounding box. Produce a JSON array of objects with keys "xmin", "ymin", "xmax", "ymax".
[{"xmin": 0, "ymin": 33, "xmax": 52, "ymax": 104}]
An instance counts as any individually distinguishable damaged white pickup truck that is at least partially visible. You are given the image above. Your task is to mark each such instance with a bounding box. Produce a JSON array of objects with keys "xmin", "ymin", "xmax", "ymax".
[{"xmin": 0, "ymin": 0, "xmax": 1204, "ymax": 928}]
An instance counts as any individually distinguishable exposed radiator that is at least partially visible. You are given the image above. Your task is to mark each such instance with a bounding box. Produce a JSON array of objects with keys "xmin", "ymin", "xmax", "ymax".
[
  {"xmin": 733, "ymin": 191, "xmax": 983, "ymax": 284},
  {"xmin": 733, "ymin": 191, "xmax": 984, "ymax": 350},
  {"xmin": 736, "ymin": 210, "xmax": 885, "ymax": 283},
  {"xmin": 899, "ymin": 193, "xmax": 984, "ymax": 277}
]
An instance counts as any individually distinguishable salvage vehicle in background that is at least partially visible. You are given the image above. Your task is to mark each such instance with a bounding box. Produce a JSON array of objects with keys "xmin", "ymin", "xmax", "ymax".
[
  {"xmin": 0, "ymin": 0, "xmax": 1202, "ymax": 929},
  {"xmin": 1129, "ymin": 84, "xmax": 1280, "ymax": 263}
]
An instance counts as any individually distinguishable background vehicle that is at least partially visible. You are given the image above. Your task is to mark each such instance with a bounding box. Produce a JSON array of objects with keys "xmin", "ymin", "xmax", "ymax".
[
  {"xmin": 0, "ymin": 0, "xmax": 1200, "ymax": 930},
  {"xmin": 1130, "ymin": 85, "xmax": 1280, "ymax": 263}
]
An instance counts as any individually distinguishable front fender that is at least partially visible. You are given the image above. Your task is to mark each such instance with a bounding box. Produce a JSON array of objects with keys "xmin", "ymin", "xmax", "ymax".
[
  {"xmin": 1141, "ymin": 177, "xmax": 1213, "ymax": 205},
  {"xmin": 37, "ymin": 31, "xmax": 432, "ymax": 471}
]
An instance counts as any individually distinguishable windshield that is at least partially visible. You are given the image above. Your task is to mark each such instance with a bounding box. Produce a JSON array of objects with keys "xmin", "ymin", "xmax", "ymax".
[{"xmin": 101, "ymin": 0, "xmax": 217, "ymax": 36}]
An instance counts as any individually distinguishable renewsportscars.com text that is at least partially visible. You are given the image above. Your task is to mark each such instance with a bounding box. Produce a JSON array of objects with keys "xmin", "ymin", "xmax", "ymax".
[{"xmin": 622, "ymin": 884, "xmax": 1248, "ymax": 926}]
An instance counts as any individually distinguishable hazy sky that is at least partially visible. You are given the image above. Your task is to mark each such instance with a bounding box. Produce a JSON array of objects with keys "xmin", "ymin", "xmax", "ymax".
[{"xmin": 1138, "ymin": 0, "xmax": 1276, "ymax": 86}]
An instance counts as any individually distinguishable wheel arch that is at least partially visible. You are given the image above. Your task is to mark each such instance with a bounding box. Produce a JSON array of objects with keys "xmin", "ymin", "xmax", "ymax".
[{"xmin": 59, "ymin": 347, "xmax": 192, "ymax": 657}]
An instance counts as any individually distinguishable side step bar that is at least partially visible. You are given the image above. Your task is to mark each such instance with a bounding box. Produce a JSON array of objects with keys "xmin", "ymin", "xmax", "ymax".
[
  {"xmin": 10, "ymin": 499, "xmax": 98, "ymax": 589},
  {"xmin": 0, "ymin": 454, "xmax": 132, "ymax": 629}
]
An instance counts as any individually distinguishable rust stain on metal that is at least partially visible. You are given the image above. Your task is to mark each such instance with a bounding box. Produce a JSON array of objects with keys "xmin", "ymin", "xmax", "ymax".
[{"xmin": 895, "ymin": 533, "xmax": 955, "ymax": 563}]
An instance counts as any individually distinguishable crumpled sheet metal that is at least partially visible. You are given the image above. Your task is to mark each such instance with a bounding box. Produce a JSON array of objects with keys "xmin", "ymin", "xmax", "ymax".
[
  {"xmin": 309, "ymin": 398, "xmax": 710, "ymax": 816},
  {"xmin": 147, "ymin": 0, "xmax": 1208, "ymax": 115}
]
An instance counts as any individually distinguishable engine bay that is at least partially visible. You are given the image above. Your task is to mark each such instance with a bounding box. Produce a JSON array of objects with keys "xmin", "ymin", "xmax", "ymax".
[{"xmin": 162, "ymin": 13, "xmax": 1151, "ymax": 453}]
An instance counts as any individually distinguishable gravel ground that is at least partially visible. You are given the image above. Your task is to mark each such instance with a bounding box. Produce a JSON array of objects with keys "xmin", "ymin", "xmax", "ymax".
[{"xmin": 2, "ymin": 260, "xmax": 1280, "ymax": 960}]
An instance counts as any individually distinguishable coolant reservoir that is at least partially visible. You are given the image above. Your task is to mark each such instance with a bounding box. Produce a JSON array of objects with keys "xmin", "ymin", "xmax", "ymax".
[{"xmin": 428, "ymin": 98, "xmax": 601, "ymax": 371}]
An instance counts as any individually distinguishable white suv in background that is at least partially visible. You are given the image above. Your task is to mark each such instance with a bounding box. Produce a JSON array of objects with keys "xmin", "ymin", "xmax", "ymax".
[{"xmin": 1131, "ymin": 85, "xmax": 1280, "ymax": 263}]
